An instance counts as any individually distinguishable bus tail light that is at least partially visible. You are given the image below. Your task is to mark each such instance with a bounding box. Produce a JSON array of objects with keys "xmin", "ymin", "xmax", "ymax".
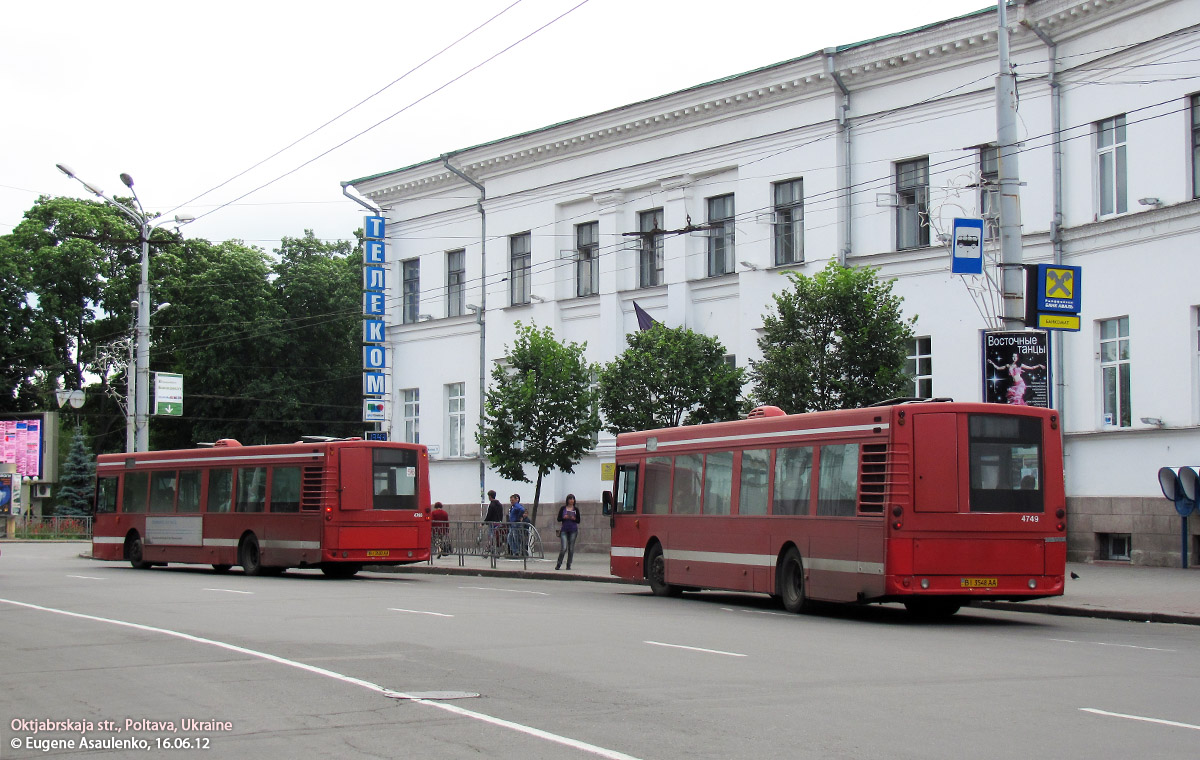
[
  {"xmin": 326, "ymin": 506, "xmax": 333, "ymax": 521},
  {"xmin": 1056, "ymin": 509, "xmax": 1065, "ymax": 518},
  {"xmin": 893, "ymin": 521, "xmax": 902, "ymax": 530},
  {"xmin": 1057, "ymin": 523, "xmax": 1065, "ymax": 531}
]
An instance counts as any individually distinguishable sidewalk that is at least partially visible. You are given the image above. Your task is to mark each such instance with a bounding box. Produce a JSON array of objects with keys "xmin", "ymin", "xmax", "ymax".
[{"xmin": 381, "ymin": 553, "xmax": 1200, "ymax": 625}]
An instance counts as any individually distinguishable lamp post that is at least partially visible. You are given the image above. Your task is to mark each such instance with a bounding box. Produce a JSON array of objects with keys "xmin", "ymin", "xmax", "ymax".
[{"xmin": 56, "ymin": 163, "xmax": 192, "ymax": 452}]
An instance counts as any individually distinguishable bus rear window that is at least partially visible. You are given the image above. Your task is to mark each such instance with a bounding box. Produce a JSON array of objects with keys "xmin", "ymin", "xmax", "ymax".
[
  {"xmin": 968, "ymin": 414, "xmax": 1043, "ymax": 513},
  {"xmin": 373, "ymin": 448, "xmax": 418, "ymax": 510}
]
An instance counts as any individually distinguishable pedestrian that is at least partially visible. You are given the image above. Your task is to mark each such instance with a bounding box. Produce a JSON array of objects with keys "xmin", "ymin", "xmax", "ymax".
[
  {"xmin": 484, "ymin": 489, "xmax": 504, "ymax": 556},
  {"xmin": 431, "ymin": 501, "xmax": 450, "ymax": 558},
  {"xmin": 555, "ymin": 493, "xmax": 581, "ymax": 570},
  {"xmin": 506, "ymin": 494, "xmax": 526, "ymax": 557}
]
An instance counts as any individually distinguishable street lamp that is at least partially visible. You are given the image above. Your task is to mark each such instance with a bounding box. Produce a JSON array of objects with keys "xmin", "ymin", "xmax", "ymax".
[{"xmin": 56, "ymin": 163, "xmax": 193, "ymax": 452}]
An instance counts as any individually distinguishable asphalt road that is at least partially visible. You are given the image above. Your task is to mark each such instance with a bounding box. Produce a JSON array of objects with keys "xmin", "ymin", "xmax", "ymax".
[{"xmin": 1, "ymin": 543, "xmax": 1197, "ymax": 759}]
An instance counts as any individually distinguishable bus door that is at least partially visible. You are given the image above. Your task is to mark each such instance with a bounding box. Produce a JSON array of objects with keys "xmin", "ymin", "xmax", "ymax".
[{"xmin": 607, "ymin": 463, "xmax": 641, "ymax": 578}]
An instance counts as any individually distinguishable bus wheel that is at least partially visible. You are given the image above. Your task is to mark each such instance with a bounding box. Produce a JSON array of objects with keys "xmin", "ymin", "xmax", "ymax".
[
  {"xmin": 211, "ymin": 564, "xmax": 232, "ymax": 573},
  {"xmin": 321, "ymin": 563, "xmax": 361, "ymax": 579},
  {"xmin": 126, "ymin": 534, "xmax": 151, "ymax": 570},
  {"xmin": 904, "ymin": 599, "xmax": 961, "ymax": 619},
  {"xmin": 778, "ymin": 548, "xmax": 810, "ymax": 614},
  {"xmin": 239, "ymin": 536, "xmax": 265, "ymax": 576},
  {"xmin": 646, "ymin": 544, "xmax": 681, "ymax": 598}
]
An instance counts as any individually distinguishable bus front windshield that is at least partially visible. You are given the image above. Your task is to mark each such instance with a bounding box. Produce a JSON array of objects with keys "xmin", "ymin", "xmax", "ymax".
[{"xmin": 968, "ymin": 414, "xmax": 1043, "ymax": 513}]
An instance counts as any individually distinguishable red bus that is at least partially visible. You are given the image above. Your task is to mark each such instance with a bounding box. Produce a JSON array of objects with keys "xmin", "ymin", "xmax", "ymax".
[
  {"xmin": 92, "ymin": 438, "xmax": 432, "ymax": 578},
  {"xmin": 604, "ymin": 401, "xmax": 1066, "ymax": 617}
]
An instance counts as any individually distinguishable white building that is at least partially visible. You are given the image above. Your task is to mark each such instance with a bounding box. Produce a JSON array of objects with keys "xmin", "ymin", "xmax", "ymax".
[{"xmin": 348, "ymin": 0, "xmax": 1200, "ymax": 565}]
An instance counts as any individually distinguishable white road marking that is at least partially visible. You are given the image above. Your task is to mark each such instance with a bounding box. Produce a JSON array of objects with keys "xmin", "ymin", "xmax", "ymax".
[
  {"xmin": 1080, "ymin": 708, "xmax": 1200, "ymax": 731},
  {"xmin": 644, "ymin": 640, "xmax": 747, "ymax": 658},
  {"xmin": 66, "ymin": 575, "xmax": 105, "ymax": 580},
  {"xmin": 388, "ymin": 607, "xmax": 454, "ymax": 618},
  {"xmin": 458, "ymin": 586, "xmax": 549, "ymax": 596},
  {"xmin": 1050, "ymin": 638, "xmax": 1174, "ymax": 652},
  {"xmin": 203, "ymin": 588, "xmax": 254, "ymax": 595},
  {"xmin": 0, "ymin": 598, "xmax": 642, "ymax": 760}
]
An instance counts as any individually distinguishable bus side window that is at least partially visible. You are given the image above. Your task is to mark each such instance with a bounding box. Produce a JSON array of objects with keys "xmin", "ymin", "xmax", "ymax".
[
  {"xmin": 643, "ymin": 457, "xmax": 671, "ymax": 515},
  {"xmin": 206, "ymin": 469, "xmax": 233, "ymax": 513},
  {"xmin": 269, "ymin": 467, "xmax": 301, "ymax": 513},
  {"xmin": 236, "ymin": 467, "xmax": 267, "ymax": 513},
  {"xmin": 122, "ymin": 471, "xmax": 149, "ymax": 513},
  {"xmin": 95, "ymin": 477, "xmax": 118, "ymax": 514},
  {"xmin": 817, "ymin": 444, "xmax": 860, "ymax": 517},
  {"xmin": 149, "ymin": 471, "xmax": 177, "ymax": 513},
  {"xmin": 177, "ymin": 470, "xmax": 202, "ymax": 513},
  {"xmin": 738, "ymin": 449, "xmax": 770, "ymax": 516}
]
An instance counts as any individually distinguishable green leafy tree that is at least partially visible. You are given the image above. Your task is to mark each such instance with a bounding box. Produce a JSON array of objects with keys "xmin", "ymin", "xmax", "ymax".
[
  {"xmin": 476, "ymin": 323, "xmax": 601, "ymax": 522},
  {"xmin": 749, "ymin": 261, "xmax": 915, "ymax": 413},
  {"xmin": 0, "ymin": 236, "xmax": 53, "ymax": 412},
  {"xmin": 55, "ymin": 428, "xmax": 95, "ymax": 516},
  {"xmin": 598, "ymin": 324, "xmax": 744, "ymax": 434}
]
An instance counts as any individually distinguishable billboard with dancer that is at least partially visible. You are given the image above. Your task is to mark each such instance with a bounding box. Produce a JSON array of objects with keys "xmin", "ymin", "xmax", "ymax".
[{"xmin": 982, "ymin": 331, "xmax": 1051, "ymax": 407}]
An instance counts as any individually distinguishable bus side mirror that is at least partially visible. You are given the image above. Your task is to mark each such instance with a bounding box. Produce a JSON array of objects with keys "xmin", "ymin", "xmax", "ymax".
[{"xmin": 602, "ymin": 490, "xmax": 613, "ymax": 516}]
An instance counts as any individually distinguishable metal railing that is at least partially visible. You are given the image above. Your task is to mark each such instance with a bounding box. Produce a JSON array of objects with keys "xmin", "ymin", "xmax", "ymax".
[
  {"xmin": 431, "ymin": 520, "xmax": 544, "ymax": 569},
  {"xmin": 8, "ymin": 515, "xmax": 93, "ymax": 540}
]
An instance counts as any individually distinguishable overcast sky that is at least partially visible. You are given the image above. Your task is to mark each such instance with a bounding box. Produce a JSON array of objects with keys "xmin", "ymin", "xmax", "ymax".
[{"xmin": 2, "ymin": 0, "xmax": 989, "ymax": 251}]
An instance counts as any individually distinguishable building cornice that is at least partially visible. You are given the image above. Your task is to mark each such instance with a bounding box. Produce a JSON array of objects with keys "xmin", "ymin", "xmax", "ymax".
[{"xmin": 352, "ymin": 0, "xmax": 1142, "ymax": 204}]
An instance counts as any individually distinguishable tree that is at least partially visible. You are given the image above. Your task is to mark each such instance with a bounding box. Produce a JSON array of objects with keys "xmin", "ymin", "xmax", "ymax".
[
  {"xmin": 476, "ymin": 323, "xmax": 600, "ymax": 522},
  {"xmin": 598, "ymin": 324, "xmax": 744, "ymax": 434},
  {"xmin": 749, "ymin": 261, "xmax": 915, "ymax": 413},
  {"xmin": 55, "ymin": 428, "xmax": 95, "ymax": 516}
]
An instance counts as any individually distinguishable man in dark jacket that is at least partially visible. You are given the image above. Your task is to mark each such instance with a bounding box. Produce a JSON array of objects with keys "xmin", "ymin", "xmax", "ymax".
[{"xmin": 484, "ymin": 490, "xmax": 504, "ymax": 556}]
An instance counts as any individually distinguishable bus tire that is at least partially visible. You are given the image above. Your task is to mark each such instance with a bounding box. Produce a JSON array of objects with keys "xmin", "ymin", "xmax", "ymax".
[
  {"xmin": 777, "ymin": 548, "xmax": 811, "ymax": 614},
  {"xmin": 126, "ymin": 533, "xmax": 151, "ymax": 570},
  {"xmin": 321, "ymin": 563, "xmax": 361, "ymax": 579},
  {"xmin": 904, "ymin": 599, "xmax": 961, "ymax": 619},
  {"xmin": 646, "ymin": 543, "xmax": 681, "ymax": 598},
  {"xmin": 239, "ymin": 535, "xmax": 265, "ymax": 576},
  {"xmin": 211, "ymin": 564, "xmax": 232, "ymax": 573}
]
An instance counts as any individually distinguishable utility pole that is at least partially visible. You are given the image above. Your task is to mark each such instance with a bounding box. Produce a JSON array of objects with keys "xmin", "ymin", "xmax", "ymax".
[{"xmin": 996, "ymin": 0, "xmax": 1025, "ymax": 329}]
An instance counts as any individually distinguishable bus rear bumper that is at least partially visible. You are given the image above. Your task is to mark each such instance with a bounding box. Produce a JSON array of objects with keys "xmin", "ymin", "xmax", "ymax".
[{"xmin": 884, "ymin": 573, "xmax": 1065, "ymax": 600}]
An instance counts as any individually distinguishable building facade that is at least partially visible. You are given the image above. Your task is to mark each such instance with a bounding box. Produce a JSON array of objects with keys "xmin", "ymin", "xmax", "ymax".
[{"xmin": 348, "ymin": 0, "xmax": 1200, "ymax": 565}]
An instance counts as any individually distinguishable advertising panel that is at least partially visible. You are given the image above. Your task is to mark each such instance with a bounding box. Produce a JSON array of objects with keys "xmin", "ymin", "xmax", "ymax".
[{"xmin": 982, "ymin": 330, "xmax": 1051, "ymax": 408}]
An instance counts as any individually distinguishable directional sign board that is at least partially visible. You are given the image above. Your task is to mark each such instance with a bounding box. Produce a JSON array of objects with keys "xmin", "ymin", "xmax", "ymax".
[{"xmin": 154, "ymin": 372, "xmax": 183, "ymax": 416}]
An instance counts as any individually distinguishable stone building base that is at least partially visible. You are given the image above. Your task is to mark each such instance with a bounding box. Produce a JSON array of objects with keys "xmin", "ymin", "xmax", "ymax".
[{"xmin": 1067, "ymin": 496, "xmax": 1198, "ymax": 568}]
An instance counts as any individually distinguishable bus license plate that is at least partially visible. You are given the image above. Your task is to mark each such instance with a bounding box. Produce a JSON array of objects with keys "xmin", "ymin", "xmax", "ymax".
[
  {"xmin": 960, "ymin": 577, "xmax": 998, "ymax": 588},
  {"xmin": 366, "ymin": 550, "xmax": 390, "ymax": 557}
]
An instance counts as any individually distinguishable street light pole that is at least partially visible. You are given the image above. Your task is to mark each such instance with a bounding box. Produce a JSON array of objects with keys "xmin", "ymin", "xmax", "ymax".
[{"xmin": 56, "ymin": 163, "xmax": 192, "ymax": 452}]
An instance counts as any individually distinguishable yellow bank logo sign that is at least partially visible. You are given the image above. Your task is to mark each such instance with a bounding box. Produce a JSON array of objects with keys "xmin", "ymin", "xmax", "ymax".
[{"xmin": 1037, "ymin": 313, "xmax": 1080, "ymax": 331}]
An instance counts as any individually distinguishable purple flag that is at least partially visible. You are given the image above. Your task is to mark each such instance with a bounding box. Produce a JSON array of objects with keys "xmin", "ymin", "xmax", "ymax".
[{"xmin": 633, "ymin": 301, "xmax": 657, "ymax": 331}]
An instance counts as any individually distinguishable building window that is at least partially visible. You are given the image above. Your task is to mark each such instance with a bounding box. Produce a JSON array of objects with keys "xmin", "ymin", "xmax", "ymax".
[
  {"xmin": 707, "ymin": 194, "xmax": 735, "ymax": 276},
  {"xmin": 510, "ymin": 233, "xmax": 531, "ymax": 306},
  {"xmin": 1099, "ymin": 532, "xmax": 1131, "ymax": 561},
  {"xmin": 906, "ymin": 337, "xmax": 933, "ymax": 398},
  {"xmin": 773, "ymin": 179, "xmax": 804, "ymax": 265},
  {"xmin": 1097, "ymin": 115, "xmax": 1128, "ymax": 217},
  {"xmin": 401, "ymin": 388, "xmax": 419, "ymax": 444},
  {"xmin": 446, "ymin": 382, "xmax": 466, "ymax": 457},
  {"xmin": 1099, "ymin": 317, "xmax": 1131, "ymax": 428},
  {"xmin": 1192, "ymin": 95, "xmax": 1200, "ymax": 199},
  {"xmin": 978, "ymin": 145, "xmax": 999, "ymax": 241},
  {"xmin": 446, "ymin": 249, "xmax": 465, "ymax": 317},
  {"xmin": 402, "ymin": 259, "xmax": 420, "ymax": 324},
  {"xmin": 639, "ymin": 209, "xmax": 664, "ymax": 288},
  {"xmin": 896, "ymin": 158, "xmax": 930, "ymax": 250},
  {"xmin": 575, "ymin": 221, "xmax": 599, "ymax": 297}
]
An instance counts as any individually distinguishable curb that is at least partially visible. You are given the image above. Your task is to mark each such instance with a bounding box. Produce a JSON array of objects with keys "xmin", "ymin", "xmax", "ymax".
[{"xmin": 384, "ymin": 564, "xmax": 1200, "ymax": 626}]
